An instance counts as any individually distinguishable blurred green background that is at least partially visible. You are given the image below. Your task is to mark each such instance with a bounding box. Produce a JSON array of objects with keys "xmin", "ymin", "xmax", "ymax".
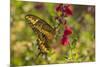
[{"xmin": 10, "ymin": 0, "xmax": 95, "ymax": 66}]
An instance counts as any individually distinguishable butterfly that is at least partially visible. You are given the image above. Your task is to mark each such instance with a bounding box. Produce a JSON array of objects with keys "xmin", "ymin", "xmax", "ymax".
[{"xmin": 25, "ymin": 14, "xmax": 56, "ymax": 55}]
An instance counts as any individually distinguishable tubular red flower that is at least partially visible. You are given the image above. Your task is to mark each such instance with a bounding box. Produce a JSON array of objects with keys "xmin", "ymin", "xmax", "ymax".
[
  {"xmin": 61, "ymin": 36, "xmax": 69, "ymax": 46},
  {"xmin": 60, "ymin": 26, "xmax": 72, "ymax": 46},
  {"xmin": 55, "ymin": 4, "xmax": 73, "ymax": 46},
  {"xmin": 55, "ymin": 4, "xmax": 73, "ymax": 17},
  {"xmin": 55, "ymin": 4, "xmax": 63, "ymax": 11},
  {"xmin": 64, "ymin": 5, "xmax": 73, "ymax": 16},
  {"xmin": 64, "ymin": 27, "xmax": 73, "ymax": 36}
]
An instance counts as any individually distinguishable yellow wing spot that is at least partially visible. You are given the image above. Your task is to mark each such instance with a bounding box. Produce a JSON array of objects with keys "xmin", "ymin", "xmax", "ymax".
[
  {"xmin": 25, "ymin": 16, "xmax": 29, "ymax": 19},
  {"xmin": 32, "ymin": 19, "xmax": 39, "ymax": 25}
]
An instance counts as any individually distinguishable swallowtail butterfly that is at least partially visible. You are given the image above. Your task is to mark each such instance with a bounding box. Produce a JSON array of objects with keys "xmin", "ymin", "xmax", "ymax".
[{"xmin": 25, "ymin": 14, "xmax": 56, "ymax": 54}]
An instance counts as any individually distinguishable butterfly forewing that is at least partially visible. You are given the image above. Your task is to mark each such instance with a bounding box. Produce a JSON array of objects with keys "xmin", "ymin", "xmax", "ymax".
[{"xmin": 25, "ymin": 14, "xmax": 55, "ymax": 40}]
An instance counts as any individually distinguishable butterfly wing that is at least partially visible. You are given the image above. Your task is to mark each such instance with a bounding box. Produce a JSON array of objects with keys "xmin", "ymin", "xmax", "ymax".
[
  {"xmin": 37, "ymin": 33, "xmax": 49, "ymax": 53},
  {"xmin": 25, "ymin": 14, "xmax": 56, "ymax": 40}
]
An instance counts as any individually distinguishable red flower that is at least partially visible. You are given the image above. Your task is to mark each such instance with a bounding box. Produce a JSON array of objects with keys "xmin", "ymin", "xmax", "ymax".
[
  {"xmin": 55, "ymin": 4, "xmax": 63, "ymax": 11},
  {"xmin": 55, "ymin": 4, "xmax": 73, "ymax": 17},
  {"xmin": 64, "ymin": 26, "xmax": 73, "ymax": 36},
  {"xmin": 61, "ymin": 26, "xmax": 72, "ymax": 46},
  {"xmin": 64, "ymin": 5, "xmax": 73, "ymax": 16},
  {"xmin": 55, "ymin": 4, "xmax": 73, "ymax": 46},
  {"xmin": 61, "ymin": 36, "xmax": 69, "ymax": 46}
]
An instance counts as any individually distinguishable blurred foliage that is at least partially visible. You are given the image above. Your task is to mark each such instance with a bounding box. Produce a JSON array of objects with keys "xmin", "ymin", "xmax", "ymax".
[{"xmin": 10, "ymin": 0, "xmax": 95, "ymax": 66}]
